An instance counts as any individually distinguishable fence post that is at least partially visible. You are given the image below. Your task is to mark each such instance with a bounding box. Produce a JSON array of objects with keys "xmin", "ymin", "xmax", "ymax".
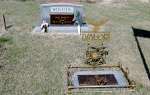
[{"xmin": 3, "ymin": 14, "xmax": 7, "ymax": 30}]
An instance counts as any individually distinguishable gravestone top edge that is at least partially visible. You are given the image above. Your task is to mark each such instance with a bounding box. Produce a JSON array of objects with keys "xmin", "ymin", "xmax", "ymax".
[{"xmin": 40, "ymin": 3, "xmax": 83, "ymax": 7}]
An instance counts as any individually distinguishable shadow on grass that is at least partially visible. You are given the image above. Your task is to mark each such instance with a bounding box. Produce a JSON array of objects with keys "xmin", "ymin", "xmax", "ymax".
[
  {"xmin": 133, "ymin": 28, "xmax": 150, "ymax": 38},
  {"xmin": 132, "ymin": 27, "xmax": 150, "ymax": 80},
  {"xmin": 6, "ymin": 25, "xmax": 13, "ymax": 29}
]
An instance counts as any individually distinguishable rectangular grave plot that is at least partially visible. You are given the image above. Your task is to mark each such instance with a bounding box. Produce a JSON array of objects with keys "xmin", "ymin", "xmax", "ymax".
[
  {"xmin": 72, "ymin": 70, "xmax": 129, "ymax": 88},
  {"xmin": 65, "ymin": 64, "xmax": 136, "ymax": 95}
]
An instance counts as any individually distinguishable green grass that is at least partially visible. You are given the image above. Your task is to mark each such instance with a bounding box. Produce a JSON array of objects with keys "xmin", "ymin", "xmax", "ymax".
[
  {"xmin": 0, "ymin": 0, "xmax": 150, "ymax": 95},
  {"xmin": 0, "ymin": 37, "xmax": 12, "ymax": 44}
]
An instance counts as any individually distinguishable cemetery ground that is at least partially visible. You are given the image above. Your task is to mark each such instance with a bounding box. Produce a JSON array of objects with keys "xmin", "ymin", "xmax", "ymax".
[{"xmin": 0, "ymin": 0, "xmax": 150, "ymax": 95}]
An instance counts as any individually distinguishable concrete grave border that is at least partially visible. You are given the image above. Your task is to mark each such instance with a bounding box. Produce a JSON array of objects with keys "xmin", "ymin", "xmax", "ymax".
[{"xmin": 64, "ymin": 64, "xmax": 136, "ymax": 95}]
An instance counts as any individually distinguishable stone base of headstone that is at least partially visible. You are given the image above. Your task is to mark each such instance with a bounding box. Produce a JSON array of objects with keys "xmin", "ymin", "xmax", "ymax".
[
  {"xmin": 87, "ymin": 0, "xmax": 96, "ymax": 3},
  {"xmin": 75, "ymin": 0, "xmax": 97, "ymax": 3},
  {"xmin": 32, "ymin": 25, "xmax": 92, "ymax": 33}
]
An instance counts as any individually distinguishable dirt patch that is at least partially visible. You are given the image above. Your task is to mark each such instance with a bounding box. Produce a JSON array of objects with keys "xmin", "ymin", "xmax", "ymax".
[{"xmin": 78, "ymin": 74, "xmax": 118, "ymax": 86}]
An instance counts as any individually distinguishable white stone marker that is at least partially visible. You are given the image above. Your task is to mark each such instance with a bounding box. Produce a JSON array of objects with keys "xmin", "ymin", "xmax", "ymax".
[{"xmin": 78, "ymin": 24, "xmax": 81, "ymax": 35}]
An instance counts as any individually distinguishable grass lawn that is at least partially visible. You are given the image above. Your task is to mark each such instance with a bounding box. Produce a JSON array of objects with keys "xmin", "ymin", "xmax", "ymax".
[{"xmin": 0, "ymin": 0, "xmax": 150, "ymax": 95}]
